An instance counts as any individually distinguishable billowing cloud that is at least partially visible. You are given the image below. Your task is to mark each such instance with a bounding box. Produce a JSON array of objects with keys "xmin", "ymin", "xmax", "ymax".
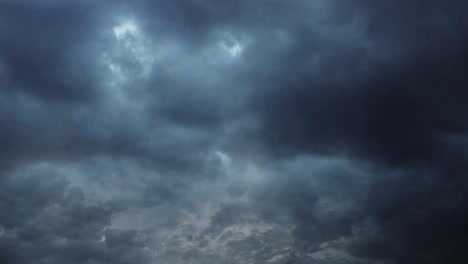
[{"xmin": 1, "ymin": 0, "xmax": 467, "ymax": 263}]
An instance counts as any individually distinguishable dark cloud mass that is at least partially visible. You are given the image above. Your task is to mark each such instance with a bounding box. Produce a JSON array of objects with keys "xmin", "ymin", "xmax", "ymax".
[{"xmin": 1, "ymin": 0, "xmax": 468, "ymax": 263}]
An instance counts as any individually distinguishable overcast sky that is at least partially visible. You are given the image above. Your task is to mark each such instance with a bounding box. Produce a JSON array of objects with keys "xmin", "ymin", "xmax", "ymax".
[{"xmin": 1, "ymin": 0, "xmax": 468, "ymax": 263}]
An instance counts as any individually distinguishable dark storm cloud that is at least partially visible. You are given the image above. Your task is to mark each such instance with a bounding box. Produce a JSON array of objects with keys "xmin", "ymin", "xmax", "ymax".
[
  {"xmin": 0, "ymin": 169, "xmax": 158, "ymax": 264},
  {"xmin": 0, "ymin": 0, "xmax": 222, "ymax": 171},
  {"xmin": 245, "ymin": 0, "xmax": 468, "ymax": 263},
  {"xmin": 1, "ymin": 0, "xmax": 468, "ymax": 264},
  {"xmin": 0, "ymin": 0, "xmax": 115, "ymax": 166},
  {"xmin": 252, "ymin": 0, "xmax": 468, "ymax": 166},
  {"xmin": 0, "ymin": 1, "xmax": 232, "ymax": 262},
  {"xmin": 0, "ymin": 1, "xmax": 105, "ymax": 102}
]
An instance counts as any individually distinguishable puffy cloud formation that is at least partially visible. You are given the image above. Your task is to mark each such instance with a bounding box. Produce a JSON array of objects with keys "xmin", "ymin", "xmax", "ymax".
[{"xmin": 1, "ymin": 0, "xmax": 468, "ymax": 263}]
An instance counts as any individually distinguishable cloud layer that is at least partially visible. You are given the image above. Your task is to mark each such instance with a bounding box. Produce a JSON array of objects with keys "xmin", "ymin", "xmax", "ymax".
[{"xmin": 1, "ymin": 0, "xmax": 468, "ymax": 263}]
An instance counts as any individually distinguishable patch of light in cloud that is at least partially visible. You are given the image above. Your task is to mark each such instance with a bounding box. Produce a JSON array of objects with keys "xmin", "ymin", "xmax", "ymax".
[
  {"xmin": 101, "ymin": 18, "xmax": 159, "ymax": 105},
  {"xmin": 113, "ymin": 20, "xmax": 138, "ymax": 40},
  {"xmin": 222, "ymin": 41, "xmax": 243, "ymax": 58},
  {"xmin": 219, "ymin": 34, "xmax": 244, "ymax": 59},
  {"xmin": 215, "ymin": 150, "xmax": 231, "ymax": 168},
  {"xmin": 107, "ymin": 18, "xmax": 156, "ymax": 77}
]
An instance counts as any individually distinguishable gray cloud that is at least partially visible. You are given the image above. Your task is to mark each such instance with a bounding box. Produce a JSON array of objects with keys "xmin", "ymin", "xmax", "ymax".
[{"xmin": 1, "ymin": 0, "xmax": 468, "ymax": 263}]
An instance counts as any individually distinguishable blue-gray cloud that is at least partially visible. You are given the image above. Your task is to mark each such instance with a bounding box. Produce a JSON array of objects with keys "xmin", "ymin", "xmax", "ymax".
[{"xmin": 1, "ymin": 1, "xmax": 467, "ymax": 264}]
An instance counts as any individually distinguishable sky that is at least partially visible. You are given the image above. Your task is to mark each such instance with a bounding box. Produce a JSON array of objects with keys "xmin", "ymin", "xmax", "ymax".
[{"xmin": 0, "ymin": 0, "xmax": 468, "ymax": 263}]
